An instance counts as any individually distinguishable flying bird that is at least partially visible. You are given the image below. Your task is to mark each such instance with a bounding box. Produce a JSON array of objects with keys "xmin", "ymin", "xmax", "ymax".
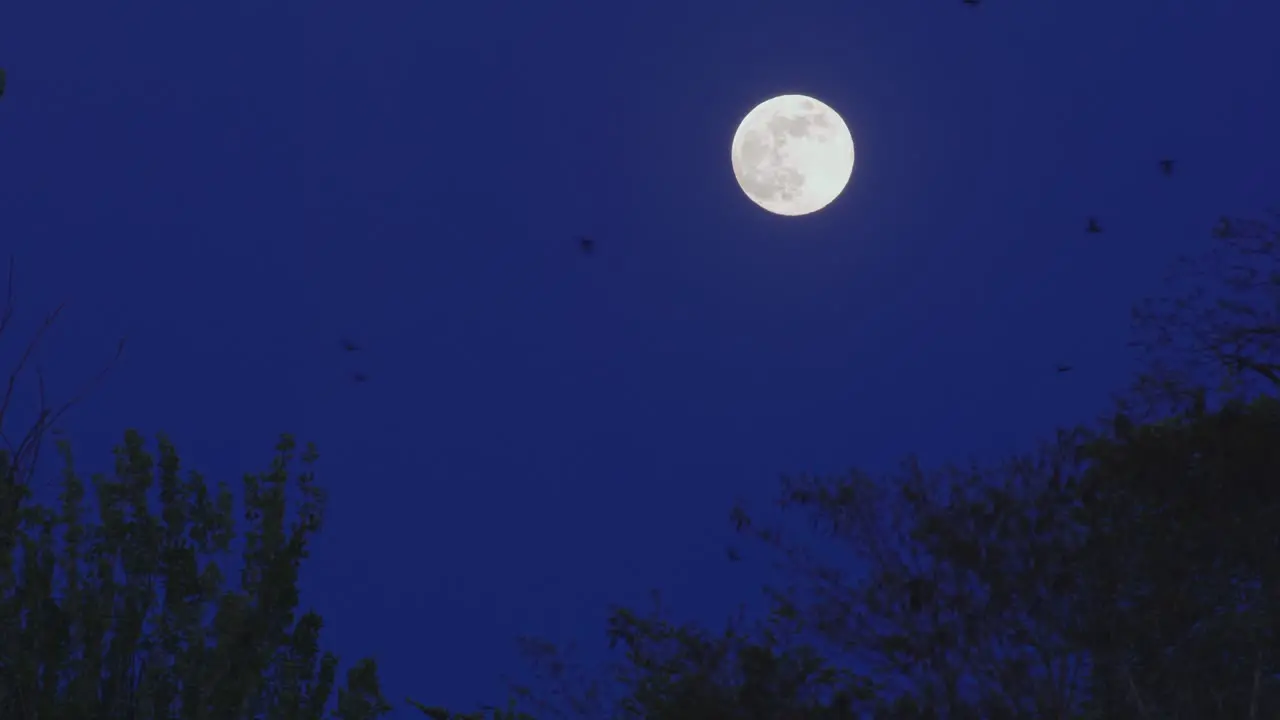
[
  {"xmin": 578, "ymin": 236, "xmax": 595, "ymax": 255},
  {"xmin": 1213, "ymin": 216, "xmax": 1234, "ymax": 238},
  {"xmin": 1056, "ymin": 365, "xmax": 1073, "ymax": 374},
  {"xmin": 351, "ymin": 372, "xmax": 369, "ymax": 384},
  {"xmin": 0, "ymin": 68, "xmax": 6, "ymax": 100},
  {"xmin": 963, "ymin": 0, "xmax": 980, "ymax": 5},
  {"xmin": 1086, "ymin": 217, "xmax": 1102, "ymax": 234},
  {"xmin": 1159, "ymin": 159, "xmax": 1175, "ymax": 176},
  {"xmin": 339, "ymin": 338, "xmax": 360, "ymax": 352}
]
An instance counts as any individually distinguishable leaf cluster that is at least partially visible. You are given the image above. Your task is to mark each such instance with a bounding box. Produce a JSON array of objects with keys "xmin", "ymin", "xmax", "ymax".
[
  {"xmin": 0, "ymin": 431, "xmax": 391, "ymax": 720},
  {"xmin": 448, "ymin": 212, "xmax": 1280, "ymax": 720}
]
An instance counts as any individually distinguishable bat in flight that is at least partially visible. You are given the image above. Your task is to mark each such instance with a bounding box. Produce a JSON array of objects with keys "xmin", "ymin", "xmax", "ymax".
[
  {"xmin": 339, "ymin": 338, "xmax": 360, "ymax": 352},
  {"xmin": 1086, "ymin": 218, "xmax": 1102, "ymax": 234},
  {"xmin": 578, "ymin": 236, "xmax": 595, "ymax": 255},
  {"xmin": 1159, "ymin": 159, "xmax": 1175, "ymax": 176},
  {"xmin": 1056, "ymin": 365, "xmax": 1073, "ymax": 374}
]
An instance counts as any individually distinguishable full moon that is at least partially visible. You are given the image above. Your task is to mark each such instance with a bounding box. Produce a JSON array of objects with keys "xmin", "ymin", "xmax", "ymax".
[{"xmin": 730, "ymin": 94, "xmax": 855, "ymax": 216}]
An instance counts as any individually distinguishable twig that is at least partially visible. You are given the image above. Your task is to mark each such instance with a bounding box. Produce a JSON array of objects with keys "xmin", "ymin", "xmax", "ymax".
[
  {"xmin": 9, "ymin": 337, "xmax": 126, "ymax": 486},
  {"xmin": 0, "ymin": 303, "xmax": 63, "ymax": 451},
  {"xmin": 1249, "ymin": 647, "xmax": 1261, "ymax": 720},
  {"xmin": 1125, "ymin": 665, "xmax": 1150, "ymax": 719},
  {"xmin": 0, "ymin": 256, "xmax": 127, "ymax": 486}
]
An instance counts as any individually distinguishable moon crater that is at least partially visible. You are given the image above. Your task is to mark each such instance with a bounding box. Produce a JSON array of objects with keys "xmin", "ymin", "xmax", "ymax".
[{"xmin": 731, "ymin": 94, "xmax": 855, "ymax": 216}]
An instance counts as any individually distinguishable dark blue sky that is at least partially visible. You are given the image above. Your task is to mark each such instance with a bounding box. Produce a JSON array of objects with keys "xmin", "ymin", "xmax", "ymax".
[{"xmin": 3, "ymin": 0, "xmax": 1279, "ymax": 715}]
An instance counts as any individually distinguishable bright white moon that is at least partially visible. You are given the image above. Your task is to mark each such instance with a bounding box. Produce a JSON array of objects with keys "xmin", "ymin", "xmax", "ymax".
[{"xmin": 730, "ymin": 94, "xmax": 855, "ymax": 216}]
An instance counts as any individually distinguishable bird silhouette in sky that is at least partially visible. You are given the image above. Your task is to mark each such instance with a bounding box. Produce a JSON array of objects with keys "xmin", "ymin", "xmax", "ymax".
[
  {"xmin": 339, "ymin": 338, "xmax": 360, "ymax": 352},
  {"xmin": 0, "ymin": 68, "xmax": 6, "ymax": 100},
  {"xmin": 963, "ymin": 0, "xmax": 980, "ymax": 6},
  {"xmin": 351, "ymin": 372, "xmax": 368, "ymax": 384},
  {"xmin": 1056, "ymin": 365, "xmax": 1073, "ymax": 374},
  {"xmin": 1159, "ymin": 159, "xmax": 1175, "ymax": 176},
  {"xmin": 1214, "ymin": 216, "xmax": 1235, "ymax": 238},
  {"xmin": 578, "ymin": 236, "xmax": 595, "ymax": 255},
  {"xmin": 1086, "ymin": 218, "xmax": 1102, "ymax": 234}
]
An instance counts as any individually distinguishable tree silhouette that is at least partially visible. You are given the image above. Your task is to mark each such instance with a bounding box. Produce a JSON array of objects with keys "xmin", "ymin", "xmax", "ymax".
[
  {"xmin": 0, "ymin": 256, "xmax": 124, "ymax": 492},
  {"xmin": 429, "ymin": 206, "xmax": 1280, "ymax": 719},
  {"xmin": 0, "ymin": 431, "xmax": 392, "ymax": 719},
  {"xmin": 1129, "ymin": 210, "xmax": 1280, "ymax": 408}
]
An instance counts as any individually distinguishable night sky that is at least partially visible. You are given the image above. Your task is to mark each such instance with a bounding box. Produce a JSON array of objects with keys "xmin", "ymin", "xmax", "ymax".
[{"xmin": 3, "ymin": 0, "xmax": 1279, "ymax": 716}]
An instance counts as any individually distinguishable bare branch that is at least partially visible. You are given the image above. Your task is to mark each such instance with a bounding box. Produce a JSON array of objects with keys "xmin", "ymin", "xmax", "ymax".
[
  {"xmin": 1250, "ymin": 647, "xmax": 1261, "ymax": 720},
  {"xmin": 1127, "ymin": 210, "xmax": 1280, "ymax": 418},
  {"xmin": 0, "ymin": 257, "xmax": 126, "ymax": 487},
  {"xmin": 1125, "ymin": 665, "xmax": 1150, "ymax": 719},
  {"xmin": 0, "ymin": 302, "xmax": 64, "ymax": 443},
  {"xmin": 11, "ymin": 336, "xmax": 125, "ymax": 470}
]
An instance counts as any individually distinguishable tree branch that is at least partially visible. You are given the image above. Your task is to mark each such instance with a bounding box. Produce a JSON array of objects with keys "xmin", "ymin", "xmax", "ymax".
[{"xmin": 0, "ymin": 255, "xmax": 127, "ymax": 487}]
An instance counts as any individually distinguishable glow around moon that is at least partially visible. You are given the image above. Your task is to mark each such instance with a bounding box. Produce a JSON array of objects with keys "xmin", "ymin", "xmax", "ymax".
[{"xmin": 730, "ymin": 94, "xmax": 855, "ymax": 216}]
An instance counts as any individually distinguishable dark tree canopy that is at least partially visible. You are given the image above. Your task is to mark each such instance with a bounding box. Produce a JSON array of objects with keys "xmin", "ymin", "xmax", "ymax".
[
  {"xmin": 8, "ymin": 215, "xmax": 1267, "ymax": 719},
  {"xmin": 0, "ymin": 431, "xmax": 392, "ymax": 719},
  {"xmin": 420, "ymin": 212, "xmax": 1280, "ymax": 720},
  {"xmin": 0, "ymin": 258, "xmax": 390, "ymax": 718},
  {"xmin": 1129, "ymin": 211, "xmax": 1280, "ymax": 408}
]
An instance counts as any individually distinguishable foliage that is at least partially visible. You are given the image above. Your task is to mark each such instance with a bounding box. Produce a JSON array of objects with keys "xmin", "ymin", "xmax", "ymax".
[
  {"xmin": 729, "ymin": 390, "xmax": 1280, "ymax": 718},
  {"xmin": 409, "ymin": 593, "xmax": 877, "ymax": 720},
  {"xmin": 0, "ymin": 258, "xmax": 395, "ymax": 718},
  {"xmin": 406, "ymin": 696, "xmax": 537, "ymax": 720},
  {"xmin": 0, "ymin": 430, "xmax": 392, "ymax": 719},
  {"xmin": 719, "ymin": 212, "xmax": 1280, "ymax": 718},
  {"xmin": 1128, "ymin": 210, "xmax": 1280, "ymax": 411},
  {"xmin": 426, "ymin": 209, "xmax": 1280, "ymax": 720},
  {"xmin": 1077, "ymin": 393, "xmax": 1280, "ymax": 717},
  {"xmin": 0, "ymin": 255, "xmax": 125, "ymax": 490},
  {"xmin": 737, "ymin": 446, "xmax": 1093, "ymax": 718},
  {"xmin": 598, "ymin": 597, "xmax": 875, "ymax": 720}
]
